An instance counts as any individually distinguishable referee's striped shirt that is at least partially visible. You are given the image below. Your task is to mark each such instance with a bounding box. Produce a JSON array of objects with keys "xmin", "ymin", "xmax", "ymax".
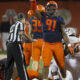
[{"xmin": 8, "ymin": 21, "xmax": 24, "ymax": 43}]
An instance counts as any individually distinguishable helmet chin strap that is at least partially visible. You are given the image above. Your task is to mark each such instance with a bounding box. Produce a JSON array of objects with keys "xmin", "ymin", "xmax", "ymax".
[{"xmin": 48, "ymin": 12, "xmax": 56, "ymax": 17}]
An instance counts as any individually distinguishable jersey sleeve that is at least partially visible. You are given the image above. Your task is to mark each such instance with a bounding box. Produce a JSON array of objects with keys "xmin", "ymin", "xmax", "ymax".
[
  {"xmin": 40, "ymin": 12, "xmax": 46, "ymax": 23},
  {"xmin": 58, "ymin": 16, "xmax": 65, "ymax": 25},
  {"xmin": 31, "ymin": 0, "xmax": 37, "ymax": 11},
  {"xmin": 25, "ymin": 21, "xmax": 30, "ymax": 34},
  {"xmin": 41, "ymin": 12, "xmax": 45, "ymax": 16},
  {"xmin": 20, "ymin": 23, "xmax": 24, "ymax": 31}
]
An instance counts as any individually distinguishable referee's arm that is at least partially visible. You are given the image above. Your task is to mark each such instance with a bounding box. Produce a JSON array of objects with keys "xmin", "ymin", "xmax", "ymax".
[{"xmin": 20, "ymin": 31, "xmax": 33, "ymax": 42}]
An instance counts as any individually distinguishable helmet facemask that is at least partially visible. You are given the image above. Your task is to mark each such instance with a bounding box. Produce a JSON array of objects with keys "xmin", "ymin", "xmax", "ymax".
[{"xmin": 46, "ymin": 4, "xmax": 57, "ymax": 16}]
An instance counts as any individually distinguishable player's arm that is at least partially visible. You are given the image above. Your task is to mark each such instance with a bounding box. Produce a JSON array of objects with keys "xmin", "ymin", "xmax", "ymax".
[
  {"xmin": 25, "ymin": 20, "xmax": 32, "ymax": 37},
  {"xmin": 28, "ymin": 23, "xmax": 34, "ymax": 39},
  {"xmin": 28, "ymin": 24, "xmax": 32, "ymax": 37},
  {"xmin": 20, "ymin": 31, "xmax": 37, "ymax": 42},
  {"xmin": 61, "ymin": 24, "xmax": 70, "ymax": 45},
  {"xmin": 31, "ymin": 0, "xmax": 37, "ymax": 11},
  {"xmin": 34, "ymin": 10, "xmax": 42, "ymax": 20},
  {"xmin": 61, "ymin": 24, "xmax": 74, "ymax": 55},
  {"xmin": 20, "ymin": 25, "xmax": 37, "ymax": 42},
  {"xmin": 20, "ymin": 31, "xmax": 33, "ymax": 42},
  {"xmin": 18, "ymin": 23, "xmax": 32, "ymax": 42}
]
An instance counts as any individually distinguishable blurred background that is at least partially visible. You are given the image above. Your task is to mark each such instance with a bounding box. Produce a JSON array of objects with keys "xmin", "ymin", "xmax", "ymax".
[{"xmin": 0, "ymin": 0, "xmax": 80, "ymax": 51}]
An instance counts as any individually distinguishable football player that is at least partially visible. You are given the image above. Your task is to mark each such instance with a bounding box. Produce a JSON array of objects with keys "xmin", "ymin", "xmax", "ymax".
[
  {"xmin": 23, "ymin": 10, "xmax": 33, "ymax": 66},
  {"xmin": 30, "ymin": 4, "xmax": 45, "ymax": 72},
  {"xmin": 16, "ymin": 2, "xmax": 45, "ymax": 80},
  {"xmin": 48, "ymin": 27, "xmax": 80, "ymax": 80},
  {"xmin": 65, "ymin": 27, "xmax": 80, "ymax": 52},
  {"xmin": 48, "ymin": 57, "xmax": 73, "ymax": 80},
  {"xmin": 34, "ymin": 1, "xmax": 74, "ymax": 80},
  {"xmin": 30, "ymin": 0, "xmax": 45, "ymax": 73}
]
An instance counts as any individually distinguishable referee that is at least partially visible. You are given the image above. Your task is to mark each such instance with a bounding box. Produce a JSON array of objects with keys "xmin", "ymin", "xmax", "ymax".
[{"xmin": 4, "ymin": 13, "xmax": 29, "ymax": 80}]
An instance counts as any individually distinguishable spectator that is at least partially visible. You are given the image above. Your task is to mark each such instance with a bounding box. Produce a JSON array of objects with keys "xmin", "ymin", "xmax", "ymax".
[
  {"xmin": 0, "ymin": 15, "xmax": 11, "ymax": 50},
  {"xmin": 13, "ymin": 16, "xmax": 18, "ymax": 23},
  {"xmin": 0, "ymin": 15, "xmax": 11, "ymax": 33}
]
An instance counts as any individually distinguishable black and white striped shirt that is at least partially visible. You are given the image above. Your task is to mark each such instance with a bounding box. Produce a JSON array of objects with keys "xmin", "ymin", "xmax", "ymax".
[{"xmin": 8, "ymin": 21, "xmax": 24, "ymax": 43}]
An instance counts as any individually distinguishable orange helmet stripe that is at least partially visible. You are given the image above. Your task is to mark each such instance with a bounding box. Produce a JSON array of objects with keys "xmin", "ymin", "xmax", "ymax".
[
  {"xmin": 37, "ymin": 4, "xmax": 45, "ymax": 12},
  {"xmin": 46, "ymin": 1, "xmax": 58, "ymax": 9}
]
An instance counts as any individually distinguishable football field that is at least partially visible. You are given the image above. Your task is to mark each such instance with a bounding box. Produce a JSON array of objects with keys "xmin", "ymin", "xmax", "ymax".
[
  {"xmin": 0, "ymin": 51, "xmax": 43, "ymax": 73},
  {"xmin": 0, "ymin": 51, "xmax": 80, "ymax": 80}
]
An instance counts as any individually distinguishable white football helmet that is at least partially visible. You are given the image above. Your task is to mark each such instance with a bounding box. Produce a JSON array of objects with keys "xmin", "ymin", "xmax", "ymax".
[{"xmin": 65, "ymin": 27, "xmax": 77, "ymax": 36}]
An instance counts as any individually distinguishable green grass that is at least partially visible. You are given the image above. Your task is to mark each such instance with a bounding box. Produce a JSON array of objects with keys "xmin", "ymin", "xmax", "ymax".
[
  {"xmin": 0, "ymin": 50, "xmax": 43, "ymax": 73},
  {"xmin": 0, "ymin": 50, "xmax": 7, "ymax": 54}
]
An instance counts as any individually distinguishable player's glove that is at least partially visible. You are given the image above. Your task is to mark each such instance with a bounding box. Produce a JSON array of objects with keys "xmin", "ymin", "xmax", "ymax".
[{"xmin": 68, "ymin": 44, "xmax": 74, "ymax": 55}]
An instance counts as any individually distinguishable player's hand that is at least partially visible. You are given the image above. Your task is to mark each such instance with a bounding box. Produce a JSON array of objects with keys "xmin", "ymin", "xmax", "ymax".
[
  {"xmin": 68, "ymin": 44, "xmax": 74, "ymax": 55},
  {"xmin": 6, "ymin": 41, "xmax": 9, "ymax": 46}
]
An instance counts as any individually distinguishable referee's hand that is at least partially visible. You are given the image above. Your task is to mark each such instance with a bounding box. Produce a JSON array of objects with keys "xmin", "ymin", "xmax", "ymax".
[{"xmin": 6, "ymin": 41, "xmax": 9, "ymax": 46}]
